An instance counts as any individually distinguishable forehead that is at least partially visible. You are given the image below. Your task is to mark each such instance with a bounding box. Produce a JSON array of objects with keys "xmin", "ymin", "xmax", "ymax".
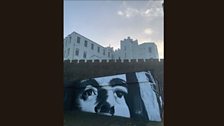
[{"xmin": 94, "ymin": 74, "xmax": 126, "ymax": 86}]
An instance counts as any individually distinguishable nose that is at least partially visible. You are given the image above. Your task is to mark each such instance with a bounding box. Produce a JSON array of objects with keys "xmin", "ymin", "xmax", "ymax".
[{"xmin": 95, "ymin": 102, "xmax": 115, "ymax": 115}]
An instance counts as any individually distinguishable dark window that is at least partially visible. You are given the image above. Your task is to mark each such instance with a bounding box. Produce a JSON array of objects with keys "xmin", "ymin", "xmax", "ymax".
[
  {"xmin": 83, "ymin": 52, "xmax": 87, "ymax": 58},
  {"xmin": 148, "ymin": 47, "xmax": 152, "ymax": 53},
  {"xmin": 75, "ymin": 48, "xmax": 79, "ymax": 56},
  {"xmin": 108, "ymin": 52, "xmax": 110, "ymax": 57},
  {"xmin": 97, "ymin": 47, "xmax": 100, "ymax": 53},
  {"xmin": 125, "ymin": 53, "xmax": 126, "ymax": 58},
  {"xmin": 124, "ymin": 46, "xmax": 126, "ymax": 51},
  {"xmin": 65, "ymin": 40, "xmax": 67, "ymax": 47},
  {"xmin": 103, "ymin": 49, "xmax": 105, "ymax": 55},
  {"xmin": 84, "ymin": 40, "xmax": 88, "ymax": 47},
  {"xmin": 64, "ymin": 50, "xmax": 66, "ymax": 57},
  {"xmin": 91, "ymin": 43, "xmax": 94, "ymax": 50},
  {"xmin": 67, "ymin": 48, "xmax": 70, "ymax": 56},
  {"xmin": 77, "ymin": 37, "xmax": 80, "ymax": 43}
]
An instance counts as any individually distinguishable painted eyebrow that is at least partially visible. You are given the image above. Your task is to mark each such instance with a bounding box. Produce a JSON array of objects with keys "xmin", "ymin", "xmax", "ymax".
[
  {"xmin": 113, "ymin": 86, "xmax": 128, "ymax": 93},
  {"xmin": 80, "ymin": 78, "xmax": 99, "ymax": 89},
  {"xmin": 109, "ymin": 78, "xmax": 127, "ymax": 88}
]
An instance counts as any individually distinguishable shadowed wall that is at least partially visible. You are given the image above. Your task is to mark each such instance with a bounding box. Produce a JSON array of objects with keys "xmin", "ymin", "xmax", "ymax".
[{"xmin": 64, "ymin": 59, "xmax": 163, "ymax": 98}]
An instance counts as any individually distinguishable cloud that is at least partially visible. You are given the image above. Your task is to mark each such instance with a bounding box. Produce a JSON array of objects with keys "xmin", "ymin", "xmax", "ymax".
[
  {"xmin": 117, "ymin": 1, "xmax": 163, "ymax": 18},
  {"xmin": 145, "ymin": 9, "xmax": 150, "ymax": 14},
  {"xmin": 117, "ymin": 8, "xmax": 139, "ymax": 18},
  {"xmin": 117, "ymin": 8, "xmax": 162, "ymax": 18},
  {"xmin": 125, "ymin": 8, "xmax": 139, "ymax": 18},
  {"xmin": 144, "ymin": 28, "xmax": 153, "ymax": 35},
  {"xmin": 141, "ymin": 8, "xmax": 163, "ymax": 17},
  {"xmin": 117, "ymin": 10, "xmax": 124, "ymax": 16}
]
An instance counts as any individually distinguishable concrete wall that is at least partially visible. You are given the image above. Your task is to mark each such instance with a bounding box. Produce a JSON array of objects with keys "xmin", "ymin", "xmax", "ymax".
[{"xmin": 64, "ymin": 59, "xmax": 164, "ymax": 98}]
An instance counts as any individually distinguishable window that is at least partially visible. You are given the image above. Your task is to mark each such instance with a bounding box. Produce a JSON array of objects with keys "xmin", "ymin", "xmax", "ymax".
[
  {"xmin": 103, "ymin": 49, "xmax": 105, "ymax": 55},
  {"xmin": 77, "ymin": 37, "xmax": 80, "ymax": 43},
  {"xmin": 67, "ymin": 48, "xmax": 70, "ymax": 56},
  {"xmin": 75, "ymin": 48, "xmax": 79, "ymax": 56},
  {"xmin": 69, "ymin": 36, "xmax": 72, "ymax": 44},
  {"xmin": 65, "ymin": 40, "xmax": 68, "ymax": 47},
  {"xmin": 108, "ymin": 52, "xmax": 110, "ymax": 57},
  {"xmin": 148, "ymin": 47, "xmax": 152, "ymax": 53},
  {"xmin": 64, "ymin": 50, "xmax": 66, "ymax": 57},
  {"xmin": 83, "ymin": 52, "xmax": 87, "ymax": 58},
  {"xmin": 64, "ymin": 40, "xmax": 66, "ymax": 47},
  {"xmin": 97, "ymin": 47, "xmax": 100, "ymax": 53},
  {"xmin": 125, "ymin": 53, "xmax": 126, "ymax": 58},
  {"xmin": 124, "ymin": 46, "xmax": 126, "ymax": 51},
  {"xmin": 91, "ymin": 43, "xmax": 94, "ymax": 50},
  {"xmin": 84, "ymin": 40, "xmax": 88, "ymax": 47}
]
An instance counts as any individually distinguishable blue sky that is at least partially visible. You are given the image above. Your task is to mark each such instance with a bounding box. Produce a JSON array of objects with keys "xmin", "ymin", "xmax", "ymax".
[{"xmin": 64, "ymin": 0, "xmax": 164, "ymax": 59}]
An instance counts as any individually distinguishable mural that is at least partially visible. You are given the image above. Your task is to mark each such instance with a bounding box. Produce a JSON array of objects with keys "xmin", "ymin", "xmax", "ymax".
[{"xmin": 64, "ymin": 71, "xmax": 163, "ymax": 121}]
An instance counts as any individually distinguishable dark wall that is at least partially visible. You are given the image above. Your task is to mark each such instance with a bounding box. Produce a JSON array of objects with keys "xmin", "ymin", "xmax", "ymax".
[{"xmin": 64, "ymin": 59, "xmax": 164, "ymax": 97}]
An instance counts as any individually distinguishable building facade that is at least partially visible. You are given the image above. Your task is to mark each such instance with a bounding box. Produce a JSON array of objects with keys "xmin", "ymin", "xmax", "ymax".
[
  {"xmin": 114, "ymin": 37, "xmax": 159, "ymax": 60},
  {"xmin": 64, "ymin": 32, "xmax": 114, "ymax": 60},
  {"xmin": 64, "ymin": 32, "xmax": 159, "ymax": 61}
]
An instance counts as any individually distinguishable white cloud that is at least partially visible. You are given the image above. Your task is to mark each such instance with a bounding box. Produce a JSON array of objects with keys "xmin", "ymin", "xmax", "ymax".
[
  {"xmin": 142, "ymin": 8, "xmax": 163, "ymax": 17},
  {"xmin": 144, "ymin": 28, "xmax": 153, "ymax": 35},
  {"xmin": 117, "ymin": 1, "xmax": 163, "ymax": 18},
  {"xmin": 117, "ymin": 10, "xmax": 124, "ymax": 16},
  {"xmin": 117, "ymin": 7, "xmax": 139, "ymax": 18},
  {"xmin": 125, "ymin": 8, "xmax": 139, "ymax": 18},
  {"xmin": 118, "ymin": 8, "xmax": 162, "ymax": 18},
  {"xmin": 145, "ymin": 9, "xmax": 150, "ymax": 14}
]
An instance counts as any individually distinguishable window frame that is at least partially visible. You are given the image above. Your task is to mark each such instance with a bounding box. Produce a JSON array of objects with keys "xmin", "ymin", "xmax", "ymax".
[
  {"xmin": 75, "ymin": 48, "xmax": 79, "ymax": 56},
  {"xmin": 77, "ymin": 36, "xmax": 80, "ymax": 43},
  {"xmin": 84, "ymin": 40, "xmax": 88, "ymax": 47}
]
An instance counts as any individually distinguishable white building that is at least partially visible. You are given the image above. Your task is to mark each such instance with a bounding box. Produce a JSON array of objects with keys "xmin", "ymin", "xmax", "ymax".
[
  {"xmin": 114, "ymin": 37, "xmax": 159, "ymax": 60},
  {"xmin": 64, "ymin": 32, "xmax": 159, "ymax": 61},
  {"xmin": 64, "ymin": 32, "xmax": 114, "ymax": 60}
]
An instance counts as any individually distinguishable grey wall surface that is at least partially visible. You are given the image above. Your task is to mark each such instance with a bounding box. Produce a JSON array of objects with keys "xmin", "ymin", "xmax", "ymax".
[
  {"xmin": 64, "ymin": 59, "xmax": 163, "ymax": 98},
  {"xmin": 64, "ymin": 71, "xmax": 163, "ymax": 121}
]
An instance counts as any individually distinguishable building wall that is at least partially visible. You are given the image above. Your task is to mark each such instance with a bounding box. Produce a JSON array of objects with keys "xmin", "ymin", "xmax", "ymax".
[
  {"xmin": 64, "ymin": 32, "xmax": 159, "ymax": 60},
  {"xmin": 119, "ymin": 37, "xmax": 138, "ymax": 59},
  {"xmin": 64, "ymin": 59, "xmax": 164, "ymax": 99},
  {"xmin": 115, "ymin": 37, "xmax": 159, "ymax": 59},
  {"xmin": 64, "ymin": 32, "xmax": 113, "ymax": 60},
  {"xmin": 136, "ymin": 43, "xmax": 159, "ymax": 59}
]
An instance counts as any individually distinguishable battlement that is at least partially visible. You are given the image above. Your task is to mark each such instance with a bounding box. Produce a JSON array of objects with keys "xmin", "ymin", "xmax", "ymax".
[{"xmin": 64, "ymin": 59, "xmax": 164, "ymax": 64}]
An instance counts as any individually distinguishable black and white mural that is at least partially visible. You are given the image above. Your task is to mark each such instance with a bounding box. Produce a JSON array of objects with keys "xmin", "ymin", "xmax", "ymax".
[{"xmin": 64, "ymin": 71, "xmax": 163, "ymax": 121}]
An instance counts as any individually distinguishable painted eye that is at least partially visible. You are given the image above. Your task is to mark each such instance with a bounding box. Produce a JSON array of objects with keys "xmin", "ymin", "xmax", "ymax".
[
  {"xmin": 115, "ymin": 90, "xmax": 125, "ymax": 98},
  {"xmin": 82, "ymin": 89, "xmax": 97, "ymax": 100},
  {"xmin": 84, "ymin": 89, "xmax": 96, "ymax": 96}
]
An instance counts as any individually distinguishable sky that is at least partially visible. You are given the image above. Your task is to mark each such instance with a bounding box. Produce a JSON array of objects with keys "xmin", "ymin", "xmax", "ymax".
[{"xmin": 64, "ymin": 0, "xmax": 164, "ymax": 59}]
